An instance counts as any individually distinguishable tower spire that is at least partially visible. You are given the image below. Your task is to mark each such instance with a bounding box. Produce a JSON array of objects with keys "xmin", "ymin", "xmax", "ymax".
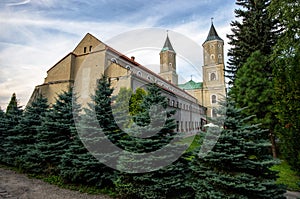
[
  {"xmin": 204, "ymin": 19, "xmax": 223, "ymax": 43},
  {"xmin": 161, "ymin": 31, "xmax": 175, "ymax": 52}
]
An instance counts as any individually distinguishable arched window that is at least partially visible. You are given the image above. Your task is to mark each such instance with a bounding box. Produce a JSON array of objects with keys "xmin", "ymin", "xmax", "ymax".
[
  {"xmin": 137, "ymin": 71, "xmax": 142, "ymax": 77},
  {"xmin": 210, "ymin": 54, "xmax": 215, "ymax": 60},
  {"xmin": 111, "ymin": 58, "xmax": 118, "ymax": 63},
  {"xmin": 125, "ymin": 65, "xmax": 131, "ymax": 70},
  {"xmin": 211, "ymin": 95, "xmax": 217, "ymax": 104},
  {"xmin": 210, "ymin": 73, "xmax": 216, "ymax": 81}
]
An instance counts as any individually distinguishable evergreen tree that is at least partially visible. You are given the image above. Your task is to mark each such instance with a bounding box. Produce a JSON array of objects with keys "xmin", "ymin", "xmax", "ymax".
[
  {"xmin": 34, "ymin": 89, "xmax": 80, "ymax": 174},
  {"xmin": 8, "ymin": 95, "xmax": 48, "ymax": 170},
  {"xmin": 60, "ymin": 75, "xmax": 119, "ymax": 187},
  {"xmin": 270, "ymin": 0, "xmax": 300, "ymax": 172},
  {"xmin": 115, "ymin": 84, "xmax": 192, "ymax": 198},
  {"xmin": 232, "ymin": 51, "xmax": 277, "ymax": 157},
  {"xmin": 0, "ymin": 107, "xmax": 8, "ymax": 163},
  {"xmin": 190, "ymin": 99, "xmax": 285, "ymax": 198},
  {"xmin": 227, "ymin": 0, "xmax": 278, "ymax": 83},
  {"xmin": 1, "ymin": 93, "xmax": 23, "ymax": 165}
]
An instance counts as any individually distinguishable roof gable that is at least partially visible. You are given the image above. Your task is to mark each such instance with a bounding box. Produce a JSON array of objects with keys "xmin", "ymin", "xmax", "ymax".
[{"xmin": 73, "ymin": 33, "xmax": 103, "ymax": 55}]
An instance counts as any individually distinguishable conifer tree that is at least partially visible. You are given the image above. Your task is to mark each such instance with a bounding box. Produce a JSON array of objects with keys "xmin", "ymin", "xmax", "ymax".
[
  {"xmin": 227, "ymin": 0, "xmax": 277, "ymax": 83},
  {"xmin": 232, "ymin": 51, "xmax": 277, "ymax": 157},
  {"xmin": 8, "ymin": 95, "xmax": 48, "ymax": 169},
  {"xmin": 190, "ymin": 99, "xmax": 285, "ymax": 198},
  {"xmin": 60, "ymin": 75, "xmax": 119, "ymax": 187},
  {"xmin": 34, "ymin": 89, "xmax": 80, "ymax": 174},
  {"xmin": 115, "ymin": 84, "xmax": 192, "ymax": 198},
  {"xmin": 269, "ymin": 0, "xmax": 300, "ymax": 172},
  {"xmin": 1, "ymin": 93, "xmax": 23, "ymax": 165},
  {"xmin": 0, "ymin": 107, "xmax": 8, "ymax": 163}
]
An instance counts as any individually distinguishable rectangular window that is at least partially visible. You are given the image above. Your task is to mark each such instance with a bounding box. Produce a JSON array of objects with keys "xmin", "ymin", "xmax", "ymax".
[
  {"xmin": 89, "ymin": 46, "xmax": 92, "ymax": 52},
  {"xmin": 84, "ymin": 47, "xmax": 87, "ymax": 53}
]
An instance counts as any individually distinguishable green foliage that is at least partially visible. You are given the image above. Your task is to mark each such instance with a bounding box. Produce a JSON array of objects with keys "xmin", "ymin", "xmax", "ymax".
[
  {"xmin": 227, "ymin": 0, "xmax": 278, "ymax": 83},
  {"xmin": 34, "ymin": 89, "xmax": 81, "ymax": 174},
  {"xmin": 115, "ymin": 84, "xmax": 194, "ymax": 198},
  {"xmin": 112, "ymin": 87, "xmax": 133, "ymax": 130},
  {"xmin": 0, "ymin": 93, "xmax": 23, "ymax": 165},
  {"xmin": 271, "ymin": 161, "xmax": 300, "ymax": 191},
  {"xmin": 190, "ymin": 99, "xmax": 286, "ymax": 198},
  {"xmin": 232, "ymin": 51, "xmax": 275, "ymax": 129},
  {"xmin": 7, "ymin": 96, "xmax": 49, "ymax": 169},
  {"xmin": 129, "ymin": 87, "xmax": 147, "ymax": 116},
  {"xmin": 62, "ymin": 75, "xmax": 118, "ymax": 188},
  {"xmin": 269, "ymin": 0, "xmax": 300, "ymax": 173}
]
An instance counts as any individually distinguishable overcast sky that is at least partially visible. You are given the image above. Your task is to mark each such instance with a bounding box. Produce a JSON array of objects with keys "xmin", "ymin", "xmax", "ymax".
[{"xmin": 0, "ymin": 0, "xmax": 237, "ymax": 109}]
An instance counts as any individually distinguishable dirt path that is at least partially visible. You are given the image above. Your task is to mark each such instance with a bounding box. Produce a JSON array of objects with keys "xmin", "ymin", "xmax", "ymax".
[{"xmin": 0, "ymin": 167, "xmax": 112, "ymax": 199}]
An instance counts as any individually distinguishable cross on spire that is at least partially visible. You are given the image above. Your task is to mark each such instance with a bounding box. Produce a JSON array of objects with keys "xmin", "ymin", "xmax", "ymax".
[{"xmin": 211, "ymin": 17, "xmax": 214, "ymax": 24}]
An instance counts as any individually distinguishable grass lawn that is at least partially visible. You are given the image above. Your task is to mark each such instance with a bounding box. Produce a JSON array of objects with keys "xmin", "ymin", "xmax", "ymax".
[{"xmin": 271, "ymin": 160, "xmax": 300, "ymax": 191}]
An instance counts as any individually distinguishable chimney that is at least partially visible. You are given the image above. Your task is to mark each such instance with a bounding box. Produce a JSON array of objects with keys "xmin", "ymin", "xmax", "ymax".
[{"xmin": 131, "ymin": 56, "xmax": 135, "ymax": 62}]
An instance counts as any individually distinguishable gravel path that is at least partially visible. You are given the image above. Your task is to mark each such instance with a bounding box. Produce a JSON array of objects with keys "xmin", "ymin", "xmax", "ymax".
[
  {"xmin": 0, "ymin": 167, "xmax": 112, "ymax": 199},
  {"xmin": 1, "ymin": 166, "xmax": 299, "ymax": 199}
]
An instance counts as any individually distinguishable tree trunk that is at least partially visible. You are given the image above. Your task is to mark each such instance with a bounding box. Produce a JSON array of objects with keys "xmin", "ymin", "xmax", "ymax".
[{"xmin": 270, "ymin": 130, "xmax": 277, "ymax": 158}]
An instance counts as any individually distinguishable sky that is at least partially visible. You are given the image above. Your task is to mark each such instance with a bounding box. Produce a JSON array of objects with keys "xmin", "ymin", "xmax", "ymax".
[{"xmin": 0, "ymin": 0, "xmax": 237, "ymax": 109}]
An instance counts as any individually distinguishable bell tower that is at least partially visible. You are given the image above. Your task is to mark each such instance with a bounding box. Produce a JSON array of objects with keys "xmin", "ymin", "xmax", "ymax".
[
  {"xmin": 159, "ymin": 33, "xmax": 178, "ymax": 85},
  {"xmin": 202, "ymin": 21, "xmax": 226, "ymax": 117}
]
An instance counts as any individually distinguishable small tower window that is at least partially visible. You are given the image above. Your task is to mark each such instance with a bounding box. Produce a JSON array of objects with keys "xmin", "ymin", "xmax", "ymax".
[
  {"xmin": 84, "ymin": 47, "xmax": 87, "ymax": 53},
  {"xmin": 210, "ymin": 73, "xmax": 216, "ymax": 81},
  {"xmin": 169, "ymin": 63, "xmax": 172, "ymax": 68},
  {"xmin": 210, "ymin": 54, "xmax": 215, "ymax": 60},
  {"xmin": 89, "ymin": 46, "xmax": 92, "ymax": 52},
  {"xmin": 211, "ymin": 95, "xmax": 217, "ymax": 104}
]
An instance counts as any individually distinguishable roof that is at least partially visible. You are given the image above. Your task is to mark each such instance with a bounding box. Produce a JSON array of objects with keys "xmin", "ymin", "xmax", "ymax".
[
  {"xmin": 161, "ymin": 35, "xmax": 175, "ymax": 52},
  {"xmin": 178, "ymin": 80, "xmax": 203, "ymax": 90},
  {"xmin": 204, "ymin": 23, "xmax": 223, "ymax": 43}
]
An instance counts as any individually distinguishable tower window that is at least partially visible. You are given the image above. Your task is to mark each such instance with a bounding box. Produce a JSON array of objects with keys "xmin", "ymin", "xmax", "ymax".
[
  {"xmin": 211, "ymin": 95, "xmax": 217, "ymax": 104},
  {"xmin": 210, "ymin": 73, "xmax": 216, "ymax": 81},
  {"xmin": 210, "ymin": 54, "xmax": 215, "ymax": 60},
  {"xmin": 89, "ymin": 46, "xmax": 92, "ymax": 52},
  {"xmin": 169, "ymin": 63, "xmax": 172, "ymax": 68},
  {"xmin": 84, "ymin": 47, "xmax": 87, "ymax": 53}
]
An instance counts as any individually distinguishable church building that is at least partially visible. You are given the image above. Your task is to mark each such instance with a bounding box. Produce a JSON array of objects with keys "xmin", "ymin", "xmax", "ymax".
[{"xmin": 28, "ymin": 23, "xmax": 226, "ymax": 132}]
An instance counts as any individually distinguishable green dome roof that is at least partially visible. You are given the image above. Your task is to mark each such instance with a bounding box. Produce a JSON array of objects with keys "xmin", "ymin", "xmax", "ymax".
[{"xmin": 178, "ymin": 80, "xmax": 202, "ymax": 90}]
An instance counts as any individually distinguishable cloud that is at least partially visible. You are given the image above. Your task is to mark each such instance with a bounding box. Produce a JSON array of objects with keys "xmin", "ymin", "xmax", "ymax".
[{"xmin": 0, "ymin": 0, "xmax": 237, "ymax": 109}]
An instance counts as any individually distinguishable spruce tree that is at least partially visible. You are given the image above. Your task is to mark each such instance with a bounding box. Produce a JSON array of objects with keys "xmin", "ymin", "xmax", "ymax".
[
  {"xmin": 62, "ymin": 75, "xmax": 119, "ymax": 187},
  {"xmin": 1, "ymin": 93, "xmax": 23, "ymax": 165},
  {"xmin": 270, "ymin": 0, "xmax": 300, "ymax": 172},
  {"xmin": 190, "ymin": 99, "xmax": 285, "ymax": 198},
  {"xmin": 115, "ymin": 84, "xmax": 192, "ymax": 198},
  {"xmin": 8, "ymin": 95, "xmax": 49, "ymax": 170},
  {"xmin": 0, "ymin": 107, "xmax": 8, "ymax": 163},
  {"xmin": 227, "ymin": 0, "xmax": 277, "ymax": 83},
  {"xmin": 34, "ymin": 89, "xmax": 80, "ymax": 174}
]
